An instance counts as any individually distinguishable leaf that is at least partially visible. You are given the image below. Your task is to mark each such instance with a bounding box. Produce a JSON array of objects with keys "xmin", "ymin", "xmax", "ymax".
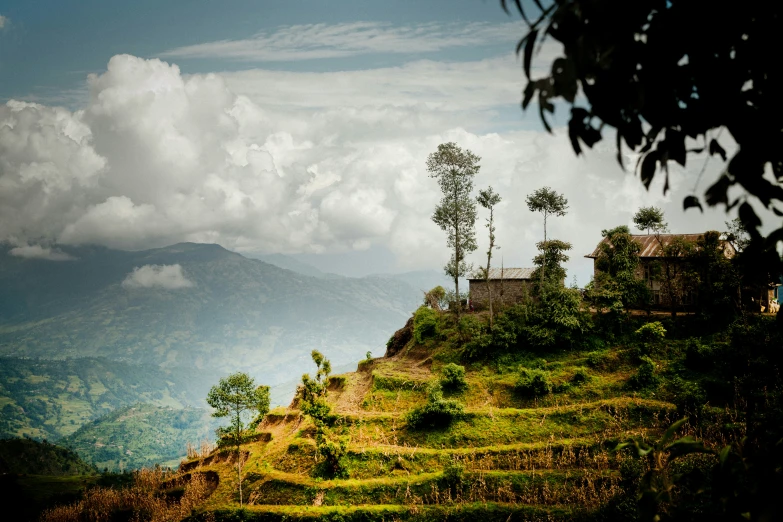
[
  {"xmin": 640, "ymin": 150, "xmax": 659, "ymax": 190},
  {"xmin": 552, "ymin": 57, "xmax": 577, "ymax": 103},
  {"xmin": 705, "ymin": 174, "xmax": 732, "ymax": 207},
  {"xmin": 719, "ymin": 446, "xmax": 731, "ymax": 465},
  {"xmin": 522, "ymin": 29, "xmax": 539, "ymax": 80},
  {"xmin": 660, "ymin": 418, "xmax": 688, "ymax": 446},
  {"xmin": 709, "ymin": 139, "xmax": 727, "ymax": 161},
  {"xmin": 665, "ymin": 436, "xmax": 713, "ymax": 459},
  {"xmin": 666, "ymin": 129, "xmax": 686, "ymax": 166},
  {"xmin": 522, "ymin": 82, "xmax": 536, "ymax": 110},
  {"xmin": 738, "ymin": 202, "xmax": 762, "ymax": 237},
  {"xmin": 683, "ymin": 195, "xmax": 703, "ymax": 212}
]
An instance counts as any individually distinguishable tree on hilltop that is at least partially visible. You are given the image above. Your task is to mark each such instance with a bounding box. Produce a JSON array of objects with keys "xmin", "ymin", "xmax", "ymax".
[
  {"xmin": 428, "ymin": 142, "xmax": 480, "ymax": 317},
  {"xmin": 477, "ymin": 186, "xmax": 502, "ymax": 325}
]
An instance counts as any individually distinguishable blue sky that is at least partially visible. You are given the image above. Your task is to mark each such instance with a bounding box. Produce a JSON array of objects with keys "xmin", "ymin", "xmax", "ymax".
[
  {"xmin": 1, "ymin": 0, "xmax": 518, "ymax": 104},
  {"xmin": 0, "ymin": 1, "xmax": 757, "ymax": 284}
]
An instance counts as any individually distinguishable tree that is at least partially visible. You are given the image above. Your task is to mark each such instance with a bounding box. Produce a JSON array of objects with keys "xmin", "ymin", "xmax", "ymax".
[
  {"xmin": 688, "ymin": 230, "xmax": 741, "ymax": 320},
  {"xmin": 477, "ymin": 186, "xmax": 502, "ymax": 325},
  {"xmin": 531, "ymin": 239, "xmax": 571, "ymax": 287},
  {"xmin": 725, "ymin": 217, "xmax": 751, "ymax": 253},
  {"xmin": 588, "ymin": 226, "xmax": 650, "ymax": 311},
  {"xmin": 526, "ymin": 187, "xmax": 568, "ymax": 282},
  {"xmin": 633, "ymin": 207, "xmax": 668, "ymax": 235},
  {"xmin": 299, "ymin": 350, "xmax": 346, "ymax": 477},
  {"xmin": 428, "ymin": 142, "xmax": 480, "ymax": 317},
  {"xmin": 501, "ymin": 1, "xmax": 783, "ymax": 257},
  {"xmin": 653, "ymin": 236, "xmax": 695, "ymax": 318},
  {"xmin": 206, "ymin": 372, "xmax": 270, "ymax": 506}
]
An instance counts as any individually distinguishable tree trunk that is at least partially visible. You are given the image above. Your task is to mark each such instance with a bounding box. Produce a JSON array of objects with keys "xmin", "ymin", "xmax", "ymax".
[
  {"xmin": 541, "ymin": 213, "xmax": 547, "ymax": 284},
  {"xmin": 454, "ymin": 186, "xmax": 461, "ymax": 318}
]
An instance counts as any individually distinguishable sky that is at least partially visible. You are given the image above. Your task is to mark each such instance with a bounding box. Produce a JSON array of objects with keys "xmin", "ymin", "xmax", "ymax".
[{"xmin": 0, "ymin": 0, "xmax": 774, "ymax": 285}]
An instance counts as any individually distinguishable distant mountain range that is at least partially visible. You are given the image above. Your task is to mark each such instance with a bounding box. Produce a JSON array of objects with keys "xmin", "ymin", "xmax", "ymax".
[{"xmin": 0, "ymin": 242, "xmax": 424, "ymax": 383}]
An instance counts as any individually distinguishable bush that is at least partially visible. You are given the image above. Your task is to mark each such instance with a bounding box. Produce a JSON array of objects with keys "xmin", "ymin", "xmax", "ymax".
[
  {"xmin": 515, "ymin": 368, "xmax": 552, "ymax": 398},
  {"xmin": 672, "ymin": 378, "xmax": 707, "ymax": 421},
  {"xmin": 440, "ymin": 363, "xmax": 467, "ymax": 393},
  {"xmin": 406, "ymin": 385, "xmax": 465, "ymax": 429},
  {"xmin": 635, "ymin": 321, "xmax": 667, "ymax": 342},
  {"xmin": 457, "ymin": 315, "xmax": 485, "ymax": 343},
  {"xmin": 413, "ymin": 306, "xmax": 439, "ymax": 344},
  {"xmin": 684, "ymin": 338, "xmax": 714, "ymax": 371},
  {"xmin": 571, "ymin": 367, "xmax": 591, "ymax": 385},
  {"xmin": 586, "ymin": 350, "xmax": 616, "ymax": 371},
  {"xmin": 628, "ymin": 356, "xmax": 659, "ymax": 389}
]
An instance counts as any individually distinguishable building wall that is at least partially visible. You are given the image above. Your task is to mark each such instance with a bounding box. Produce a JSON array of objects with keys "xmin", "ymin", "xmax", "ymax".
[{"xmin": 469, "ymin": 279, "xmax": 532, "ymax": 309}]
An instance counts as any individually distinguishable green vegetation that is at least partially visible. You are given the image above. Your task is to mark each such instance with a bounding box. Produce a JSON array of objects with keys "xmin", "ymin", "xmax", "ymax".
[
  {"xmin": 207, "ymin": 373, "xmax": 271, "ymax": 506},
  {"xmin": 0, "ymin": 357, "xmax": 214, "ymax": 440},
  {"xmin": 62, "ymin": 403, "xmax": 219, "ymax": 471},
  {"xmin": 427, "ymin": 142, "xmax": 481, "ymax": 316},
  {"xmin": 412, "ymin": 306, "xmax": 439, "ymax": 344},
  {"xmin": 0, "ymin": 438, "xmax": 96, "ymax": 475},
  {"xmin": 405, "ymin": 384, "xmax": 465, "ymax": 430}
]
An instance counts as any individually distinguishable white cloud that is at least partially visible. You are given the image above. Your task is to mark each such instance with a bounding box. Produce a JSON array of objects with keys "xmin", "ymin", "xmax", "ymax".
[
  {"xmin": 1, "ymin": 53, "xmax": 772, "ymax": 286},
  {"xmin": 0, "ymin": 15, "xmax": 8, "ymax": 30},
  {"xmin": 9, "ymin": 244, "xmax": 75, "ymax": 261},
  {"xmin": 122, "ymin": 264, "xmax": 194, "ymax": 289},
  {"xmin": 160, "ymin": 21, "xmax": 521, "ymax": 62}
]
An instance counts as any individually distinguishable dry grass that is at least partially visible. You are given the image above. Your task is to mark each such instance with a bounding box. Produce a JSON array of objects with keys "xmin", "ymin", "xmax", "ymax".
[{"xmin": 40, "ymin": 467, "xmax": 215, "ymax": 522}]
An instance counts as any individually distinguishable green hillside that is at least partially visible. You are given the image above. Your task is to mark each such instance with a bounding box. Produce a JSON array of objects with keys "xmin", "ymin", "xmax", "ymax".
[
  {"xmin": 0, "ymin": 437, "xmax": 96, "ymax": 475},
  {"xmin": 0, "ymin": 357, "xmax": 217, "ymax": 440},
  {"xmin": 157, "ymin": 307, "xmax": 781, "ymax": 521},
  {"xmin": 63, "ymin": 403, "xmax": 220, "ymax": 471}
]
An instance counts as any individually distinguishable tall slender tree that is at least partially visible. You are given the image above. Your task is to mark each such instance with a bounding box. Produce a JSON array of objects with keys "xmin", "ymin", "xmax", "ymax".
[
  {"xmin": 526, "ymin": 187, "xmax": 569, "ymax": 282},
  {"xmin": 477, "ymin": 186, "xmax": 502, "ymax": 326},
  {"xmin": 206, "ymin": 372, "xmax": 270, "ymax": 506},
  {"xmin": 428, "ymin": 142, "xmax": 480, "ymax": 317}
]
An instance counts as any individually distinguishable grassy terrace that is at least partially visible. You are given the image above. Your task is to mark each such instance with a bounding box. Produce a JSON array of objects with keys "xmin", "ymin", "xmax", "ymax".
[{"xmin": 174, "ymin": 312, "xmax": 722, "ymax": 522}]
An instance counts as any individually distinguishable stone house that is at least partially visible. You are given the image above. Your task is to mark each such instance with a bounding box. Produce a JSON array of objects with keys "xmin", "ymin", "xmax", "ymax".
[
  {"xmin": 468, "ymin": 267, "xmax": 535, "ymax": 309},
  {"xmin": 585, "ymin": 233, "xmax": 739, "ymax": 307}
]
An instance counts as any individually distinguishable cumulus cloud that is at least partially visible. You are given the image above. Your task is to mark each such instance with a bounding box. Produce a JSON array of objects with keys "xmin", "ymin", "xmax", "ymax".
[
  {"xmin": 9, "ymin": 244, "xmax": 75, "ymax": 261},
  {"xmin": 122, "ymin": 264, "xmax": 194, "ymax": 289},
  {"xmin": 0, "ymin": 15, "xmax": 8, "ymax": 30},
  {"xmin": 160, "ymin": 21, "xmax": 521, "ymax": 61},
  {"xmin": 0, "ymin": 52, "xmax": 773, "ymax": 286}
]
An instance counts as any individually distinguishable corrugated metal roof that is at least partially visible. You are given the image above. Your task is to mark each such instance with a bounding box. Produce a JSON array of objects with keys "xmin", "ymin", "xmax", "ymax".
[
  {"xmin": 585, "ymin": 233, "xmax": 735, "ymax": 258},
  {"xmin": 468, "ymin": 267, "xmax": 535, "ymax": 280}
]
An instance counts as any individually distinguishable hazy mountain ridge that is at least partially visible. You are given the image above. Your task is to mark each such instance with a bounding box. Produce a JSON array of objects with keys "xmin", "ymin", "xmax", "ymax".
[{"xmin": 0, "ymin": 242, "xmax": 422, "ymax": 381}]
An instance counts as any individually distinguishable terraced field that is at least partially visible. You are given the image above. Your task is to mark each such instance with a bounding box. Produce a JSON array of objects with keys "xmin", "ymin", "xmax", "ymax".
[{"xmin": 180, "ymin": 326, "xmax": 681, "ymax": 521}]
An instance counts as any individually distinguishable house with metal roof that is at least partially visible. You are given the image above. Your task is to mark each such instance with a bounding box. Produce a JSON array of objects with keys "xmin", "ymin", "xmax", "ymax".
[
  {"xmin": 467, "ymin": 267, "xmax": 535, "ymax": 309},
  {"xmin": 585, "ymin": 233, "xmax": 738, "ymax": 307}
]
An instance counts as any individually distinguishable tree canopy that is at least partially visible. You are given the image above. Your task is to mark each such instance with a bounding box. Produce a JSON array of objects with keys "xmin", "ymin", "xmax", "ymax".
[
  {"xmin": 502, "ymin": 0, "xmax": 783, "ymax": 252},
  {"xmin": 633, "ymin": 206, "xmax": 668, "ymax": 235}
]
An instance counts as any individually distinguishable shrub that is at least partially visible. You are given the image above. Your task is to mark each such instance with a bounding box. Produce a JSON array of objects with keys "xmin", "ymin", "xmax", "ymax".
[
  {"xmin": 413, "ymin": 306, "xmax": 439, "ymax": 344},
  {"xmin": 515, "ymin": 368, "xmax": 553, "ymax": 398},
  {"xmin": 406, "ymin": 385, "xmax": 465, "ymax": 429},
  {"xmin": 684, "ymin": 338, "xmax": 714, "ymax": 371},
  {"xmin": 571, "ymin": 367, "xmax": 591, "ymax": 385},
  {"xmin": 628, "ymin": 356, "xmax": 659, "ymax": 389},
  {"xmin": 586, "ymin": 350, "xmax": 615, "ymax": 371},
  {"xmin": 457, "ymin": 314, "xmax": 485, "ymax": 343},
  {"xmin": 635, "ymin": 321, "xmax": 667, "ymax": 342},
  {"xmin": 440, "ymin": 363, "xmax": 468, "ymax": 393},
  {"xmin": 442, "ymin": 458, "xmax": 465, "ymax": 486},
  {"xmin": 672, "ymin": 378, "xmax": 707, "ymax": 421}
]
